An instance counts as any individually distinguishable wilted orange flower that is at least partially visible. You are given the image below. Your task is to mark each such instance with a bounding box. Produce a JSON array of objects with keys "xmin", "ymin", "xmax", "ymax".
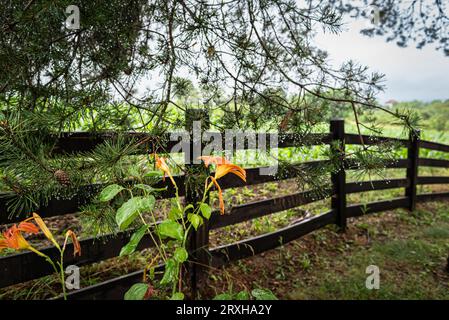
[
  {"xmin": 199, "ymin": 156, "xmax": 246, "ymax": 215},
  {"xmin": 155, "ymin": 154, "xmax": 176, "ymax": 186},
  {"xmin": 64, "ymin": 230, "xmax": 81, "ymax": 257}
]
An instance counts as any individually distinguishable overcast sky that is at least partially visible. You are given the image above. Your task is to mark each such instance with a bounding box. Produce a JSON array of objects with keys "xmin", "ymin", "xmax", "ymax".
[
  {"xmin": 138, "ymin": 11, "xmax": 449, "ymax": 104},
  {"xmin": 315, "ymin": 19, "xmax": 449, "ymax": 103}
]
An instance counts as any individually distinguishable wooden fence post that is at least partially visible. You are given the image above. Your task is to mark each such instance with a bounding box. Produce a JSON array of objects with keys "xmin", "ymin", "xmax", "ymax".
[
  {"xmin": 405, "ymin": 129, "xmax": 420, "ymax": 211},
  {"xmin": 330, "ymin": 119, "xmax": 347, "ymax": 230},
  {"xmin": 184, "ymin": 109, "xmax": 210, "ymax": 299}
]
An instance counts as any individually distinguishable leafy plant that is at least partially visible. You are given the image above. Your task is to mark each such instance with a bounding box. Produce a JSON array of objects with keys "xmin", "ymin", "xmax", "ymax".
[{"xmin": 98, "ymin": 155, "xmax": 246, "ymax": 300}]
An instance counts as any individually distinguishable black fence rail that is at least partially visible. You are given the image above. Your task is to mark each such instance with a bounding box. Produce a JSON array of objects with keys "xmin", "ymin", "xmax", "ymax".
[{"xmin": 1, "ymin": 116, "xmax": 449, "ymax": 300}]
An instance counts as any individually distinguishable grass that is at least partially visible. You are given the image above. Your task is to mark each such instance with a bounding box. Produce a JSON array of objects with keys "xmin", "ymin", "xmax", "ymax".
[
  {"xmin": 423, "ymin": 226, "xmax": 449, "ymax": 239},
  {"xmin": 290, "ymin": 234, "xmax": 449, "ymax": 300},
  {"xmin": 204, "ymin": 199, "xmax": 449, "ymax": 300}
]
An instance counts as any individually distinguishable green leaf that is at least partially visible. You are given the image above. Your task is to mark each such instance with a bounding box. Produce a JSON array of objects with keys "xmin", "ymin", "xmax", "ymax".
[
  {"xmin": 116, "ymin": 197, "xmax": 141, "ymax": 230},
  {"xmin": 236, "ymin": 291, "xmax": 250, "ymax": 300},
  {"xmin": 199, "ymin": 203, "xmax": 212, "ymax": 219},
  {"xmin": 170, "ymin": 292, "xmax": 185, "ymax": 300},
  {"xmin": 144, "ymin": 171, "xmax": 162, "ymax": 178},
  {"xmin": 139, "ymin": 195, "xmax": 156, "ymax": 211},
  {"xmin": 213, "ymin": 293, "xmax": 233, "ymax": 300},
  {"xmin": 124, "ymin": 283, "xmax": 149, "ymax": 300},
  {"xmin": 160, "ymin": 259, "xmax": 177, "ymax": 285},
  {"xmin": 168, "ymin": 206, "xmax": 183, "ymax": 221},
  {"xmin": 119, "ymin": 225, "xmax": 148, "ymax": 256},
  {"xmin": 251, "ymin": 288, "xmax": 278, "ymax": 300},
  {"xmin": 188, "ymin": 214, "xmax": 203, "ymax": 230},
  {"xmin": 158, "ymin": 220, "xmax": 184, "ymax": 241},
  {"xmin": 134, "ymin": 184, "xmax": 167, "ymax": 193},
  {"xmin": 183, "ymin": 204, "xmax": 194, "ymax": 214},
  {"xmin": 116, "ymin": 196, "xmax": 155, "ymax": 230},
  {"xmin": 174, "ymin": 247, "xmax": 188, "ymax": 263},
  {"xmin": 133, "ymin": 184, "xmax": 153, "ymax": 192},
  {"xmin": 99, "ymin": 184, "xmax": 125, "ymax": 202}
]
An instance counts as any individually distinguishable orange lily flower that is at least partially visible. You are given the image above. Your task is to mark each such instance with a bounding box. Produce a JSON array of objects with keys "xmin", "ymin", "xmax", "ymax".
[
  {"xmin": 155, "ymin": 154, "xmax": 176, "ymax": 186},
  {"xmin": 64, "ymin": 230, "xmax": 81, "ymax": 257},
  {"xmin": 214, "ymin": 163, "xmax": 246, "ymax": 181},
  {"xmin": 199, "ymin": 156, "xmax": 246, "ymax": 214},
  {"xmin": 0, "ymin": 219, "xmax": 50, "ymax": 258},
  {"xmin": 0, "ymin": 238, "xmax": 7, "ymax": 250},
  {"xmin": 17, "ymin": 221, "xmax": 39, "ymax": 234},
  {"xmin": 1, "ymin": 225, "xmax": 33, "ymax": 251},
  {"xmin": 199, "ymin": 156, "xmax": 246, "ymax": 182}
]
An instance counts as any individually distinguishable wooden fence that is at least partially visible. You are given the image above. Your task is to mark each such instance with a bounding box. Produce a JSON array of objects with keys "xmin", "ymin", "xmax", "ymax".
[{"xmin": 1, "ymin": 114, "xmax": 449, "ymax": 300}]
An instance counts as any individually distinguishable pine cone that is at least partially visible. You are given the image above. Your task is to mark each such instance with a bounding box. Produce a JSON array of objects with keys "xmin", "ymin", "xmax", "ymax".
[
  {"xmin": 54, "ymin": 169, "xmax": 71, "ymax": 186},
  {"xmin": 279, "ymin": 110, "xmax": 294, "ymax": 131},
  {"xmin": 207, "ymin": 46, "xmax": 216, "ymax": 58}
]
